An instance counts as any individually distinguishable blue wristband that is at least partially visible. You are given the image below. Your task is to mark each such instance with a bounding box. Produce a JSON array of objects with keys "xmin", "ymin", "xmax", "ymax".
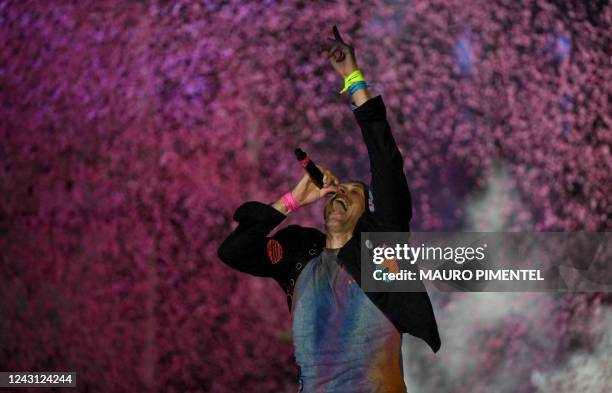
[{"xmin": 348, "ymin": 81, "xmax": 367, "ymax": 95}]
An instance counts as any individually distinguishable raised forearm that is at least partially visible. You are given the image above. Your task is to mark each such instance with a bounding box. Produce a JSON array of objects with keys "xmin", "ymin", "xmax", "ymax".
[
  {"xmin": 353, "ymin": 95, "xmax": 412, "ymax": 230},
  {"xmin": 270, "ymin": 168, "xmax": 339, "ymax": 216}
]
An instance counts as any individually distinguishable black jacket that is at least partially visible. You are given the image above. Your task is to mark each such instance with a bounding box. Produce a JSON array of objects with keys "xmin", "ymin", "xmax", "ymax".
[{"xmin": 217, "ymin": 95, "xmax": 441, "ymax": 353}]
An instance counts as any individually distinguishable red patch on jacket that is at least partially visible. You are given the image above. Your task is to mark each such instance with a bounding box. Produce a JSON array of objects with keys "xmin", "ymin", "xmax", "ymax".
[{"xmin": 267, "ymin": 239, "xmax": 283, "ymax": 264}]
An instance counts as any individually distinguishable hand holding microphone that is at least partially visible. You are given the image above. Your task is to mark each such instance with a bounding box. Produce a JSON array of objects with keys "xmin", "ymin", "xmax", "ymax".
[
  {"xmin": 295, "ymin": 147, "xmax": 338, "ymax": 193},
  {"xmin": 291, "ymin": 167, "xmax": 338, "ymax": 204},
  {"xmin": 273, "ymin": 148, "xmax": 338, "ymax": 215},
  {"xmin": 294, "ymin": 148, "xmax": 325, "ymax": 188}
]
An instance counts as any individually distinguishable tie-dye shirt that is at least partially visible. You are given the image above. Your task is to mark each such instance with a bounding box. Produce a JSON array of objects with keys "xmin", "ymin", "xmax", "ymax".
[{"xmin": 291, "ymin": 248, "xmax": 407, "ymax": 393}]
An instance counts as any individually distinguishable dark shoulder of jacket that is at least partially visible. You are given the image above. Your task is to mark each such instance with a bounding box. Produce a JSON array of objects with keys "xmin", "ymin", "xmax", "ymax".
[{"xmin": 233, "ymin": 201, "xmax": 286, "ymax": 222}]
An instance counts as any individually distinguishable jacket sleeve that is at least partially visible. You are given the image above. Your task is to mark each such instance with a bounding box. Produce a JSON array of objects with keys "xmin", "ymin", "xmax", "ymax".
[
  {"xmin": 217, "ymin": 201, "xmax": 294, "ymax": 279},
  {"xmin": 353, "ymin": 95, "xmax": 412, "ymax": 231}
]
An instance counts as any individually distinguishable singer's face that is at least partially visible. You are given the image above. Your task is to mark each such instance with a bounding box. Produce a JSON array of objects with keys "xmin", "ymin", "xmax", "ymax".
[{"xmin": 323, "ymin": 182, "xmax": 366, "ymax": 233}]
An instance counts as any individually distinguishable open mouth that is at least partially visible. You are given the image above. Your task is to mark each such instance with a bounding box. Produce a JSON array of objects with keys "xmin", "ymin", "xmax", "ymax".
[{"xmin": 332, "ymin": 196, "xmax": 348, "ymax": 212}]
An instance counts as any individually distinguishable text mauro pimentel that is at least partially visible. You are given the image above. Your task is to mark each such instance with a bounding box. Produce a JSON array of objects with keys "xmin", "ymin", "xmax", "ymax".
[{"xmin": 371, "ymin": 243, "xmax": 545, "ymax": 282}]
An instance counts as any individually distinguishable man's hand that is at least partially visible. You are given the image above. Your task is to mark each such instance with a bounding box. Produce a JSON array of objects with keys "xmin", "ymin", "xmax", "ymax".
[
  {"xmin": 291, "ymin": 166, "xmax": 339, "ymax": 206},
  {"xmin": 319, "ymin": 25, "xmax": 370, "ymax": 106},
  {"xmin": 271, "ymin": 166, "xmax": 339, "ymax": 215},
  {"xmin": 319, "ymin": 25, "xmax": 358, "ymax": 78}
]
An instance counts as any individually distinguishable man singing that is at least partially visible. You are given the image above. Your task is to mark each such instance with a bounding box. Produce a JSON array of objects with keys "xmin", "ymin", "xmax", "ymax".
[{"xmin": 217, "ymin": 26, "xmax": 440, "ymax": 393}]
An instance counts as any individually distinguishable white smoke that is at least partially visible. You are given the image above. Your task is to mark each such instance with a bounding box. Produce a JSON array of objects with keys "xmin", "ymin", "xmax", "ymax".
[
  {"xmin": 403, "ymin": 292, "xmax": 556, "ymax": 392},
  {"xmin": 463, "ymin": 160, "xmax": 525, "ymax": 232},
  {"xmin": 530, "ymin": 309, "xmax": 612, "ymax": 393},
  {"xmin": 402, "ymin": 160, "xmax": 609, "ymax": 392}
]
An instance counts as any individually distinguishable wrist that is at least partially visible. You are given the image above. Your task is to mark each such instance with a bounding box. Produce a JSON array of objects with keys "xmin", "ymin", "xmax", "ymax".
[
  {"xmin": 351, "ymin": 86, "xmax": 370, "ymax": 107},
  {"xmin": 342, "ymin": 67, "xmax": 359, "ymax": 79},
  {"xmin": 271, "ymin": 199, "xmax": 289, "ymax": 215},
  {"xmin": 280, "ymin": 191, "xmax": 301, "ymax": 213},
  {"xmin": 339, "ymin": 69, "xmax": 366, "ymax": 95}
]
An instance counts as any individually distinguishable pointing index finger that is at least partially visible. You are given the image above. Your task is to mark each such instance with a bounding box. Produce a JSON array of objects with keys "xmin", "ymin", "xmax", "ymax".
[{"xmin": 333, "ymin": 25, "xmax": 345, "ymax": 44}]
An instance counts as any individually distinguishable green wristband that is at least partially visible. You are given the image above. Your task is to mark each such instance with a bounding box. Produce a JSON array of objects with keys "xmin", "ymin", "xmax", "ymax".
[{"xmin": 339, "ymin": 69, "xmax": 366, "ymax": 94}]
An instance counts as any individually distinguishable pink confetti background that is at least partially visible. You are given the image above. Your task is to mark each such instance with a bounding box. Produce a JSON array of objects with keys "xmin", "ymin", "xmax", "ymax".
[{"xmin": 1, "ymin": 1, "xmax": 610, "ymax": 392}]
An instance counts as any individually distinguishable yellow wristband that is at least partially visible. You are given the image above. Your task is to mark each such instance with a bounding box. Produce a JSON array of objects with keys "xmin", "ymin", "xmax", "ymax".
[{"xmin": 339, "ymin": 69, "xmax": 366, "ymax": 94}]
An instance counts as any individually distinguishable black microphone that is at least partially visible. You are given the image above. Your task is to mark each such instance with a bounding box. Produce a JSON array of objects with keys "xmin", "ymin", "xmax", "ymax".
[{"xmin": 294, "ymin": 148, "xmax": 324, "ymax": 188}]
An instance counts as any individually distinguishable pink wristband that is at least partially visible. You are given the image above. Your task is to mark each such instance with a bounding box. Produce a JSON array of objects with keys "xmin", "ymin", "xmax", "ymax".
[{"xmin": 281, "ymin": 191, "xmax": 301, "ymax": 212}]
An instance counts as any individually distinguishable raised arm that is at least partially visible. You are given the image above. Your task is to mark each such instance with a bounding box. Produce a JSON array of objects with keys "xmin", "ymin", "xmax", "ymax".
[
  {"xmin": 321, "ymin": 26, "xmax": 412, "ymax": 230},
  {"xmin": 354, "ymin": 95, "xmax": 412, "ymax": 230}
]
